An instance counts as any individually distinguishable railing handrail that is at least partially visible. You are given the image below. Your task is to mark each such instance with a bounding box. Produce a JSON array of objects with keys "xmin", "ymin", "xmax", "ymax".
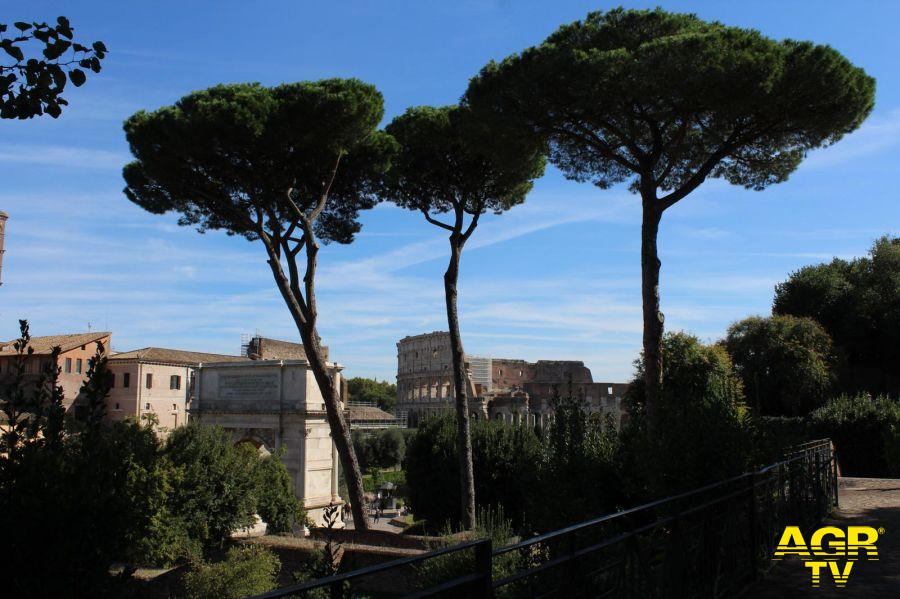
[
  {"xmin": 250, "ymin": 537, "xmax": 490, "ymax": 599},
  {"xmin": 250, "ymin": 438, "xmax": 835, "ymax": 598},
  {"xmin": 492, "ymin": 438, "xmax": 833, "ymax": 558}
]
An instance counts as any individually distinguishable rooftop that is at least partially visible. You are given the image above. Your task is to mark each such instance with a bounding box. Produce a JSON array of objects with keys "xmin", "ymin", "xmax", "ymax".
[
  {"xmin": 0, "ymin": 331, "xmax": 110, "ymax": 356},
  {"xmin": 109, "ymin": 347, "xmax": 246, "ymax": 366},
  {"xmin": 347, "ymin": 404, "xmax": 397, "ymax": 422}
]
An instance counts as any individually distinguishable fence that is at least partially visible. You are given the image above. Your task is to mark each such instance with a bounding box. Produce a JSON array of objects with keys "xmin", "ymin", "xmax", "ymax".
[{"xmin": 251, "ymin": 439, "xmax": 837, "ymax": 598}]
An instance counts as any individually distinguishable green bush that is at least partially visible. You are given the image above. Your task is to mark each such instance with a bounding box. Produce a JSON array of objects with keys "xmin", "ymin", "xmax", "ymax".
[
  {"xmin": 526, "ymin": 398, "xmax": 623, "ymax": 533},
  {"xmin": 183, "ymin": 544, "xmax": 281, "ymax": 599},
  {"xmin": 404, "ymin": 414, "xmax": 540, "ymax": 529},
  {"xmin": 624, "ymin": 332, "xmax": 753, "ymax": 499},
  {"xmin": 254, "ymin": 452, "xmax": 305, "ymax": 534},
  {"xmin": 724, "ymin": 315, "xmax": 834, "ymax": 416},
  {"xmin": 164, "ymin": 425, "xmax": 260, "ymax": 550},
  {"xmin": 353, "ymin": 428, "xmax": 406, "ymax": 471},
  {"xmin": 417, "ymin": 505, "xmax": 521, "ymax": 590},
  {"xmin": 808, "ymin": 394, "xmax": 900, "ymax": 476}
]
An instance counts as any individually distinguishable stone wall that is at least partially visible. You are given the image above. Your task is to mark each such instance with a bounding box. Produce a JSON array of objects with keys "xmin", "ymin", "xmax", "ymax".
[{"xmin": 193, "ymin": 360, "xmax": 342, "ymax": 526}]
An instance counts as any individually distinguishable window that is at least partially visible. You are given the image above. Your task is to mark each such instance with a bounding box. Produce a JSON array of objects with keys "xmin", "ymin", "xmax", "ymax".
[
  {"xmin": 64, "ymin": 358, "xmax": 72, "ymax": 373},
  {"xmin": 114, "ymin": 403, "xmax": 120, "ymax": 410},
  {"xmin": 170, "ymin": 374, "xmax": 181, "ymax": 390},
  {"xmin": 145, "ymin": 403, "xmax": 151, "ymax": 410},
  {"xmin": 123, "ymin": 372, "xmax": 130, "ymax": 388},
  {"xmin": 145, "ymin": 373, "xmax": 153, "ymax": 389},
  {"xmin": 607, "ymin": 386, "xmax": 613, "ymax": 395},
  {"xmin": 75, "ymin": 358, "xmax": 82, "ymax": 374},
  {"xmin": 172, "ymin": 403, "xmax": 177, "ymax": 411}
]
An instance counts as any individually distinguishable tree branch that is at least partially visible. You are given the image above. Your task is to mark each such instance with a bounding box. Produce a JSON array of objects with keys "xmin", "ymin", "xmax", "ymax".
[
  {"xmin": 460, "ymin": 210, "xmax": 481, "ymax": 243},
  {"xmin": 420, "ymin": 207, "xmax": 455, "ymax": 232},
  {"xmin": 308, "ymin": 151, "xmax": 343, "ymax": 224},
  {"xmin": 657, "ymin": 128, "xmax": 742, "ymax": 211}
]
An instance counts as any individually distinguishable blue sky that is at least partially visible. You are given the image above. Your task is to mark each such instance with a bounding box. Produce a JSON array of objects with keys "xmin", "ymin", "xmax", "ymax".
[{"xmin": 1, "ymin": 1, "xmax": 898, "ymax": 382}]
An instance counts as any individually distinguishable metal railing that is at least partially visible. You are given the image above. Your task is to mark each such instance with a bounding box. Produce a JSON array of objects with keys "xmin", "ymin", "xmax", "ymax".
[{"xmin": 251, "ymin": 439, "xmax": 837, "ymax": 598}]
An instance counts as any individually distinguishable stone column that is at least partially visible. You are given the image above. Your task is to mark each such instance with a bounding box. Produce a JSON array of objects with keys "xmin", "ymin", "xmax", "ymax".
[{"xmin": 331, "ymin": 436, "xmax": 340, "ymax": 503}]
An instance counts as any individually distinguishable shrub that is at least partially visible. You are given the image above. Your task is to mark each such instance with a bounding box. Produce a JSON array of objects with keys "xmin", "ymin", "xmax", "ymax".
[
  {"xmin": 808, "ymin": 394, "xmax": 900, "ymax": 476},
  {"xmin": 374, "ymin": 427, "xmax": 406, "ymax": 468},
  {"xmin": 724, "ymin": 315, "xmax": 834, "ymax": 416},
  {"xmin": 417, "ymin": 505, "xmax": 521, "ymax": 590},
  {"xmin": 353, "ymin": 428, "xmax": 406, "ymax": 471},
  {"xmin": 526, "ymin": 397, "xmax": 622, "ymax": 533},
  {"xmin": 254, "ymin": 452, "xmax": 305, "ymax": 534},
  {"xmin": 183, "ymin": 544, "xmax": 281, "ymax": 599},
  {"xmin": 164, "ymin": 424, "xmax": 259, "ymax": 550},
  {"xmin": 624, "ymin": 332, "xmax": 752, "ymax": 499},
  {"xmin": 404, "ymin": 414, "xmax": 540, "ymax": 529}
]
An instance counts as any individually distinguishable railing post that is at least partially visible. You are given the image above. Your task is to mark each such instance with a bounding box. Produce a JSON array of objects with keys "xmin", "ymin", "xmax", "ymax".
[
  {"xmin": 814, "ymin": 450, "xmax": 823, "ymax": 520},
  {"xmin": 748, "ymin": 473, "xmax": 758, "ymax": 581},
  {"xmin": 475, "ymin": 539, "xmax": 493, "ymax": 598},
  {"xmin": 831, "ymin": 441, "xmax": 840, "ymax": 508}
]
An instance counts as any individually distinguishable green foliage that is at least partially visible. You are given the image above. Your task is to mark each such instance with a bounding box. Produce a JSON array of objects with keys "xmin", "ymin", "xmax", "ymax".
[
  {"xmin": 884, "ymin": 423, "xmax": 900, "ymax": 478},
  {"xmin": 466, "ymin": 7, "xmax": 874, "ymax": 196},
  {"xmin": 353, "ymin": 427, "xmax": 406, "ymax": 471},
  {"xmin": 0, "ymin": 322, "xmax": 171, "ymax": 595},
  {"xmin": 362, "ymin": 468, "xmax": 405, "ymax": 493},
  {"xmin": 808, "ymin": 394, "xmax": 900, "ymax": 477},
  {"xmin": 527, "ymin": 398, "xmax": 623, "ymax": 533},
  {"xmin": 123, "ymin": 79, "xmax": 394, "ymax": 245},
  {"xmin": 381, "ymin": 104, "xmax": 545, "ymax": 218},
  {"xmin": 774, "ymin": 236, "xmax": 900, "ymax": 397},
  {"xmin": 404, "ymin": 413, "xmax": 541, "ymax": 529},
  {"xmin": 416, "ymin": 505, "xmax": 520, "ymax": 590},
  {"xmin": 0, "ymin": 17, "xmax": 106, "ymax": 119},
  {"xmin": 183, "ymin": 544, "xmax": 281, "ymax": 599},
  {"xmin": 724, "ymin": 315, "xmax": 834, "ymax": 416},
  {"xmin": 347, "ymin": 377, "xmax": 397, "ymax": 412},
  {"xmin": 624, "ymin": 332, "xmax": 752, "ymax": 498},
  {"xmin": 254, "ymin": 451, "xmax": 305, "ymax": 534},
  {"xmin": 164, "ymin": 424, "xmax": 260, "ymax": 550}
]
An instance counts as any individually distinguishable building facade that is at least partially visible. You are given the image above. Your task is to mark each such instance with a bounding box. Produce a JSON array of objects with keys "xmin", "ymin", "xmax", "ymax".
[
  {"xmin": 0, "ymin": 331, "xmax": 112, "ymax": 414},
  {"xmin": 192, "ymin": 359, "xmax": 344, "ymax": 526},
  {"xmin": 396, "ymin": 331, "xmax": 629, "ymax": 427},
  {"xmin": 396, "ymin": 332, "xmax": 478, "ymax": 425},
  {"xmin": 106, "ymin": 347, "xmax": 246, "ymax": 437}
]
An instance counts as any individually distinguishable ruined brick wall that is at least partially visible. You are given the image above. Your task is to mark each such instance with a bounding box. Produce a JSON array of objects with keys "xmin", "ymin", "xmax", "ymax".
[{"xmin": 491, "ymin": 359, "xmax": 534, "ymax": 389}]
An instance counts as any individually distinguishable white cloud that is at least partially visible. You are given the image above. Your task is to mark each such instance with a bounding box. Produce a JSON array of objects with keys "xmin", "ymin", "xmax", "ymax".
[
  {"xmin": 803, "ymin": 108, "xmax": 900, "ymax": 169},
  {"xmin": 0, "ymin": 145, "xmax": 128, "ymax": 170}
]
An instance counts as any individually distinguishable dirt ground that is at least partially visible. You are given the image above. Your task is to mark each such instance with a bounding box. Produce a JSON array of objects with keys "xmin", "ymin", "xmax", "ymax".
[{"xmin": 748, "ymin": 477, "xmax": 900, "ymax": 598}]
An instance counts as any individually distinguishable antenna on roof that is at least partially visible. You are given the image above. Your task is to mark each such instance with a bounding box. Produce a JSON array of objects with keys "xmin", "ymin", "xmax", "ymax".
[{"xmin": 87, "ymin": 321, "xmax": 92, "ymax": 332}]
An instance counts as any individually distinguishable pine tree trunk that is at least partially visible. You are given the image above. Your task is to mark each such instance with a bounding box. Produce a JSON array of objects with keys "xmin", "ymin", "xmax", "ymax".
[
  {"xmin": 444, "ymin": 236, "xmax": 477, "ymax": 530},
  {"xmin": 261, "ymin": 243, "xmax": 370, "ymax": 531},
  {"xmin": 297, "ymin": 324, "xmax": 370, "ymax": 531},
  {"xmin": 641, "ymin": 200, "xmax": 665, "ymax": 418}
]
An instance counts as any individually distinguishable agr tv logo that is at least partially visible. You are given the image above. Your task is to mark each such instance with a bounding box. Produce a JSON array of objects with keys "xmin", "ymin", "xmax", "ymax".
[{"xmin": 774, "ymin": 525, "xmax": 882, "ymax": 588}]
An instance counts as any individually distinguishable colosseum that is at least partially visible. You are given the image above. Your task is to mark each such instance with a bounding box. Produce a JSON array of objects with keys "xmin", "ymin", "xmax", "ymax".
[{"xmin": 396, "ymin": 331, "xmax": 628, "ymax": 428}]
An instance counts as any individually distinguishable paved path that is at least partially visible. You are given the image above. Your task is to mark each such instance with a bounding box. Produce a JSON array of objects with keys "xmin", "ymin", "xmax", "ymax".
[{"xmin": 749, "ymin": 477, "xmax": 900, "ymax": 597}]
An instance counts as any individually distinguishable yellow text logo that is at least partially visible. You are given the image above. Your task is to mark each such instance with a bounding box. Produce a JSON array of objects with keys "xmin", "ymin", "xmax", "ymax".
[{"xmin": 773, "ymin": 525, "xmax": 881, "ymax": 588}]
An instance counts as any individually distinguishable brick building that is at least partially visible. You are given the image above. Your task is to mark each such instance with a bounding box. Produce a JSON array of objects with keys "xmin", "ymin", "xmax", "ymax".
[{"xmin": 0, "ymin": 331, "xmax": 112, "ymax": 415}]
